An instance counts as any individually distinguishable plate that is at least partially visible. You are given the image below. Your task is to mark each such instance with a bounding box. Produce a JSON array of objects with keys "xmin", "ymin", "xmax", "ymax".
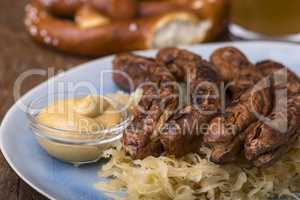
[{"xmin": 1, "ymin": 41, "xmax": 300, "ymax": 200}]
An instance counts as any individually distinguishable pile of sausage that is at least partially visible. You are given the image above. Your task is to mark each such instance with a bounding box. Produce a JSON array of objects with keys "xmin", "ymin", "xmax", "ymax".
[{"xmin": 113, "ymin": 47, "xmax": 300, "ymax": 168}]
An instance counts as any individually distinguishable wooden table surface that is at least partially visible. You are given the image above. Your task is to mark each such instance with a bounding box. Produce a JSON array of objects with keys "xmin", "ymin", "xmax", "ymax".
[
  {"xmin": 0, "ymin": 0, "xmax": 229, "ymax": 199},
  {"xmin": 0, "ymin": 0, "xmax": 89, "ymax": 199}
]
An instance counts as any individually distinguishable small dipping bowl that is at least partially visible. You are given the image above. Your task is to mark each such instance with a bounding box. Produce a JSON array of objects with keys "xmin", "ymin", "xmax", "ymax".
[{"xmin": 27, "ymin": 92, "xmax": 131, "ymax": 166}]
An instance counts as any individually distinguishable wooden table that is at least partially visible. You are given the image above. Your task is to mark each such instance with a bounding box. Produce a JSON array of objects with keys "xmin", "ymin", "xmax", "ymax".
[
  {"xmin": 0, "ymin": 0, "xmax": 229, "ymax": 199},
  {"xmin": 0, "ymin": 0, "xmax": 89, "ymax": 199}
]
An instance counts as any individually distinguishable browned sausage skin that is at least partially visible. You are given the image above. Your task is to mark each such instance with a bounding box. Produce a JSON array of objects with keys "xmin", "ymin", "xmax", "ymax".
[
  {"xmin": 113, "ymin": 53, "xmax": 179, "ymax": 159},
  {"xmin": 112, "ymin": 53, "xmax": 174, "ymax": 92},
  {"xmin": 244, "ymin": 96, "xmax": 300, "ymax": 167},
  {"xmin": 204, "ymin": 81, "xmax": 272, "ymax": 164},
  {"xmin": 208, "ymin": 54, "xmax": 300, "ymax": 166},
  {"xmin": 256, "ymin": 60, "xmax": 300, "ymax": 96},
  {"xmin": 210, "ymin": 47, "xmax": 252, "ymax": 82},
  {"xmin": 123, "ymin": 81, "xmax": 179, "ymax": 159},
  {"xmin": 113, "ymin": 47, "xmax": 300, "ymax": 168},
  {"xmin": 204, "ymin": 47, "xmax": 272, "ymax": 164},
  {"xmin": 244, "ymin": 60, "xmax": 300, "ymax": 167},
  {"xmin": 114, "ymin": 48, "xmax": 220, "ymax": 159},
  {"xmin": 157, "ymin": 48, "xmax": 220, "ymax": 157}
]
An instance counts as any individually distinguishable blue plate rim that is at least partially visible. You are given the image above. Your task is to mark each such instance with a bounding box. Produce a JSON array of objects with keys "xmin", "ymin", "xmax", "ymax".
[{"xmin": 1, "ymin": 41, "xmax": 300, "ymax": 199}]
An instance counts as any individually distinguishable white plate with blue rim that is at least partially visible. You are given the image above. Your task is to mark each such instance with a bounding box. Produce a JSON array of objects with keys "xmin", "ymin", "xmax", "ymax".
[{"xmin": 1, "ymin": 41, "xmax": 300, "ymax": 200}]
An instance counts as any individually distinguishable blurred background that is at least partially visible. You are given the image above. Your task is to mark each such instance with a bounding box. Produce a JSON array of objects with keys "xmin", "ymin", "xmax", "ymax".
[
  {"xmin": 230, "ymin": 0, "xmax": 300, "ymax": 41},
  {"xmin": 0, "ymin": 0, "xmax": 299, "ymax": 199}
]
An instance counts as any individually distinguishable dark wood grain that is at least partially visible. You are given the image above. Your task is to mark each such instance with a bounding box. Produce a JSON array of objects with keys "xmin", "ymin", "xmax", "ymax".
[
  {"xmin": 0, "ymin": 0, "xmax": 229, "ymax": 199},
  {"xmin": 0, "ymin": 0, "xmax": 89, "ymax": 199}
]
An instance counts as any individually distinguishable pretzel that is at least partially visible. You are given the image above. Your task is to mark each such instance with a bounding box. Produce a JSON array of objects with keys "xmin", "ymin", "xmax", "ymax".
[
  {"xmin": 24, "ymin": 0, "xmax": 227, "ymax": 56},
  {"xmin": 138, "ymin": 0, "xmax": 228, "ymax": 41},
  {"xmin": 35, "ymin": 0, "xmax": 227, "ymax": 19},
  {"xmin": 35, "ymin": 0, "xmax": 137, "ymax": 19}
]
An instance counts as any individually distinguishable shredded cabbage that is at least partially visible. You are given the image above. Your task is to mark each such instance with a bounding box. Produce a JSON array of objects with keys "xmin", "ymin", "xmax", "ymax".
[
  {"xmin": 95, "ymin": 91, "xmax": 300, "ymax": 200},
  {"xmin": 95, "ymin": 139, "xmax": 300, "ymax": 200}
]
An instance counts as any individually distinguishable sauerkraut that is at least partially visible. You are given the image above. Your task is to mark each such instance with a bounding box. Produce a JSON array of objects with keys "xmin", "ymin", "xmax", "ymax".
[
  {"xmin": 95, "ymin": 139, "xmax": 300, "ymax": 200},
  {"xmin": 95, "ymin": 90, "xmax": 300, "ymax": 200}
]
